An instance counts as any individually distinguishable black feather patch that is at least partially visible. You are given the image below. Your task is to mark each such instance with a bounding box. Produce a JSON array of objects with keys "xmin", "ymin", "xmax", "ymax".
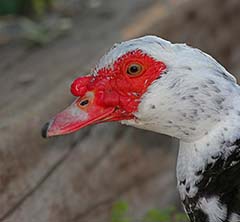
[{"xmin": 182, "ymin": 138, "xmax": 240, "ymax": 222}]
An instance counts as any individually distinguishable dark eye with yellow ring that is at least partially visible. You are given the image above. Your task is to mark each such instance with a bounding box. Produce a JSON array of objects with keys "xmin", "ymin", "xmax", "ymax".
[{"xmin": 127, "ymin": 63, "xmax": 143, "ymax": 76}]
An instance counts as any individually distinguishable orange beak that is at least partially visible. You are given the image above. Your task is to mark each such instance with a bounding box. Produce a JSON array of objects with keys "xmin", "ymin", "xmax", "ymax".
[{"xmin": 42, "ymin": 92, "xmax": 116, "ymax": 138}]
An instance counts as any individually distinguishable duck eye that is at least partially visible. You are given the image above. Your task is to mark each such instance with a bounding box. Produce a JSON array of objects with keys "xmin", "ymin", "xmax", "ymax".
[
  {"xmin": 127, "ymin": 63, "xmax": 143, "ymax": 76},
  {"xmin": 79, "ymin": 99, "xmax": 89, "ymax": 107}
]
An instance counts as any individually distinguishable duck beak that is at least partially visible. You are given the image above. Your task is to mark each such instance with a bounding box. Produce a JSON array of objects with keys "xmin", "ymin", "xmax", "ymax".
[{"xmin": 41, "ymin": 93, "xmax": 116, "ymax": 138}]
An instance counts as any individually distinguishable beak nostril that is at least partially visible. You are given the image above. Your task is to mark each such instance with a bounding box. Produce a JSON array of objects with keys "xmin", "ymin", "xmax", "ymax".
[{"xmin": 80, "ymin": 99, "xmax": 89, "ymax": 106}]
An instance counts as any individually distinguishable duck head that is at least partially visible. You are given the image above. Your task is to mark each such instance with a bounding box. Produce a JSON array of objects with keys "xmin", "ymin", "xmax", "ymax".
[{"xmin": 42, "ymin": 36, "xmax": 237, "ymax": 142}]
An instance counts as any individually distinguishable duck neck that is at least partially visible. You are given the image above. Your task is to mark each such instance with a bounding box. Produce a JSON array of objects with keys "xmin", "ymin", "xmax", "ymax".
[{"xmin": 176, "ymin": 103, "xmax": 240, "ymax": 222}]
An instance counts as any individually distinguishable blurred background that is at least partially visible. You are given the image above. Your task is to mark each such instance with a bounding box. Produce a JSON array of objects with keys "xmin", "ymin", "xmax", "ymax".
[{"xmin": 0, "ymin": 0, "xmax": 240, "ymax": 221}]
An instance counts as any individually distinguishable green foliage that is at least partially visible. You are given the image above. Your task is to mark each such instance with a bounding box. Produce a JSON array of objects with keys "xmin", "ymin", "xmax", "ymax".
[
  {"xmin": 143, "ymin": 208, "xmax": 174, "ymax": 222},
  {"xmin": 111, "ymin": 201, "xmax": 188, "ymax": 222},
  {"xmin": 111, "ymin": 201, "xmax": 130, "ymax": 222},
  {"xmin": 31, "ymin": 0, "xmax": 51, "ymax": 16},
  {"xmin": 0, "ymin": 0, "xmax": 52, "ymax": 16},
  {"xmin": 0, "ymin": 0, "xmax": 20, "ymax": 15},
  {"xmin": 143, "ymin": 207, "xmax": 187, "ymax": 222}
]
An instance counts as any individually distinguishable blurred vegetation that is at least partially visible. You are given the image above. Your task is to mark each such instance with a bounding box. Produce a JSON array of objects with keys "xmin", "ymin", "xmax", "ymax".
[
  {"xmin": 111, "ymin": 201, "xmax": 188, "ymax": 222},
  {"xmin": 0, "ymin": 0, "xmax": 72, "ymax": 46},
  {"xmin": 0, "ymin": 0, "xmax": 52, "ymax": 16},
  {"xmin": 20, "ymin": 17, "xmax": 72, "ymax": 46}
]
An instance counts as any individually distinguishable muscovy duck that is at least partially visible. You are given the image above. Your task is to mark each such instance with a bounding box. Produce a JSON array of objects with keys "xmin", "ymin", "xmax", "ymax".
[{"xmin": 42, "ymin": 36, "xmax": 240, "ymax": 222}]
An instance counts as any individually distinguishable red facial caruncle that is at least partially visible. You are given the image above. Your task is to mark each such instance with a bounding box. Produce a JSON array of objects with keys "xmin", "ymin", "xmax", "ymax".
[{"xmin": 42, "ymin": 50, "xmax": 166, "ymax": 137}]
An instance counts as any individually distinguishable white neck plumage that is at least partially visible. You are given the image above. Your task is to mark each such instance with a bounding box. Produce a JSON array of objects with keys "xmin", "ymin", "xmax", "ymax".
[
  {"xmin": 177, "ymin": 107, "xmax": 240, "ymax": 196},
  {"xmin": 177, "ymin": 108, "xmax": 240, "ymax": 222}
]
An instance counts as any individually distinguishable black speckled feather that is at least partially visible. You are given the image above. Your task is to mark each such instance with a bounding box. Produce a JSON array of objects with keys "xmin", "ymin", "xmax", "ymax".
[{"xmin": 183, "ymin": 139, "xmax": 240, "ymax": 222}]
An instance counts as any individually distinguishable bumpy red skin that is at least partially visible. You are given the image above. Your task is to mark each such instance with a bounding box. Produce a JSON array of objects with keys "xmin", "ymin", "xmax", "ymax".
[
  {"xmin": 42, "ymin": 50, "xmax": 167, "ymax": 138},
  {"xmin": 71, "ymin": 50, "xmax": 166, "ymax": 121}
]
